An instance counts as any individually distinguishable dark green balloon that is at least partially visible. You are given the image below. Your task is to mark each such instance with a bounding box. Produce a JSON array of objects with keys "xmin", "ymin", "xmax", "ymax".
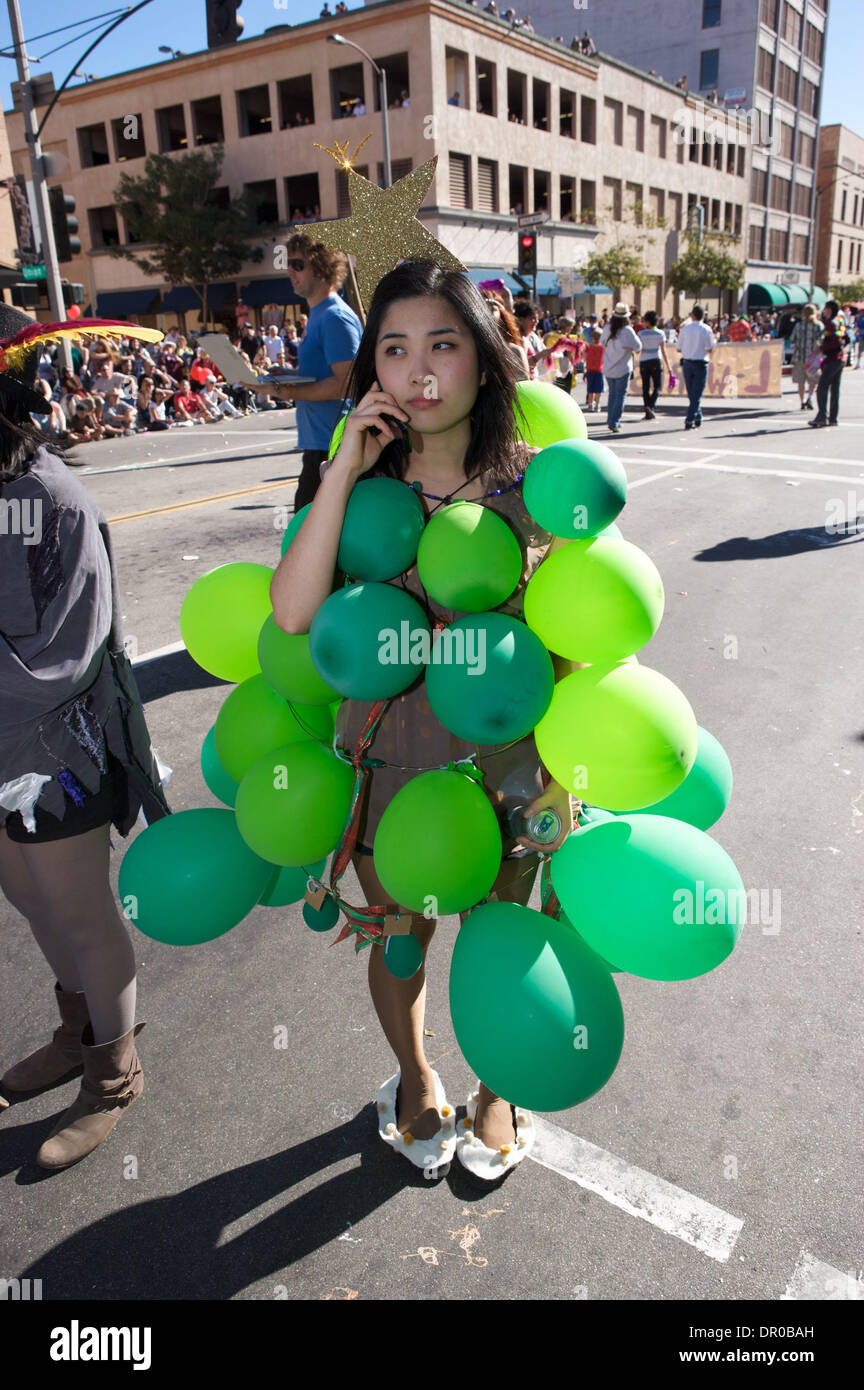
[
  {"xmin": 303, "ymin": 895, "xmax": 341, "ymax": 932},
  {"xmin": 309, "ymin": 582, "xmax": 431, "ymax": 699},
  {"xmin": 280, "ymin": 503, "xmax": 312, "ymax": 556},
  {"xmin": 338, "ymin": 477, "xmax": 426, "ymax": 581},
  {"xmin": 630, "ymin": 726, "xmax": 732, "ymax": 830},
  {"xmin": 383, "ymin": 931, "xmax": 424, "ymax": 979},
  {"xmin": 259, "ymin": 858, "xmax": 328, "ymax": 906},
  {"xmin": 200, "ymin": 724, "xmax": 239, "ymax": 808},
  {"xmin": 424, "ymin": 611, "xmax": 554, "ymax": 743},
  {"xmin": 523, "ymin": 438, "xmax": 627, "ymax": 539}
]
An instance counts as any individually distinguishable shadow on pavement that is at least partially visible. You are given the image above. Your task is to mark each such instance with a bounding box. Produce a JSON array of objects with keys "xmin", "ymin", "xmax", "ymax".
[
  {"xmin": 134, "ymin": 648, "xmax": 227, "ymax": 703},
  {"xmin": 695, "ymin": 522, "xmax": 864, "ymax": 561}
]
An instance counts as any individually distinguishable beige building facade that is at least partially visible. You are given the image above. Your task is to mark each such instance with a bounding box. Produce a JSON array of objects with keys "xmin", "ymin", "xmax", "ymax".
[
  {"xmin": 3, "ymin": 0, "xmax": 752, "ymax": 327},
  {"xmin": 0, "ymin": 102, "xmax": 25, "ymax": 297},
  {"xmin": 813, "ymin": 124, "xmax": 864, "ymax": 292}
]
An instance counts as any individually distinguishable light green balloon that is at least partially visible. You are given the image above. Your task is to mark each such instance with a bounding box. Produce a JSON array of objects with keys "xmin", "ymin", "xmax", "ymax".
[
  {"xmin": 449, "ymin": 901, "xmax": 624, "ymax": 1111},
  {"xmin": 630, "ymin": 726, "xmax": 732, "ymax": 830},
  {"xmin": 214, "ymin": 674, "xmax": 334, "ymax": 783},
  {"xmin": 523, "ymin": 438, "xmax": 627, "ymax": 538},
  {"xmin": 328, "ymin": 412, "xmax": 350, "ymax": 460},
  {"xmin": 514, "ymin": 380, "xmax": 588, "ymax": 448},
  {"xmin": 524, "ymin": 536, "xmax": 664, "ymax": 662},
  {"xmin": 373, "ymin": 770, "xmax": 502, "ymax": 914},
  {"xmin": 258, "ymin": 615, "xmax": 341, "ymax": 705},
  {"xmin": 534, "ymin": 662, "xmax": 698, "ymax": 811},
  {"xmin": 200, "ymin": 724, "xmax": 239, "ymax": 808},
  {"xmin": 234, "ymin": 741, "xmax": 355, "ymax": 867},
  {"xmin": 180, "ymin": 562, "xmax": 273, "ymax": 683},
  {"xmin": 259, "ymin": 857, "xmax": 327, "ymax": 906},
  {"xmin": 416, "ymin": 502, "xmax": 522, "ymax": 611},
  {"xmin": 551, "ymin": 815, "xmax": 745, "ymax": 981}
]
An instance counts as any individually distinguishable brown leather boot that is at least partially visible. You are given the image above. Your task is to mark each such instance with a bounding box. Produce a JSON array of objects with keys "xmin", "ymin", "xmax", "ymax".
[
  {"xmin": 36, "ymin": 1022, "xmax": 145, "ymax": 1171},
  {"xmin": 1, "ymin": 983, "xmax": 89, "ymax": 1092}
]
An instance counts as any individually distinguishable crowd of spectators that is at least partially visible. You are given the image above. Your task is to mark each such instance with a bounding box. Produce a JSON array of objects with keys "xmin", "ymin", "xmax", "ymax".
[
  {"xmin": 29, "ymin": 317, "xmax": 308, "ymax": 452},
  {"xmin": 460, "ymin": 1, "xmax": 595, "ymax": 50}
]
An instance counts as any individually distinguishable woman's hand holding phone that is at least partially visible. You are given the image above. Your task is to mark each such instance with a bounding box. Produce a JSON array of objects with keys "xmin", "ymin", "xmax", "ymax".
[{"xmin": 331, "ymin": 380, "xmax": 410, "ymax": 477}]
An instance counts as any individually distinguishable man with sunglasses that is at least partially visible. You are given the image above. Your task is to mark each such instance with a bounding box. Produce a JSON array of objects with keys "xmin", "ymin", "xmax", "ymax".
[{"xmin": 262, "ymin": 234, "xmax": 362, "ymax": 510}]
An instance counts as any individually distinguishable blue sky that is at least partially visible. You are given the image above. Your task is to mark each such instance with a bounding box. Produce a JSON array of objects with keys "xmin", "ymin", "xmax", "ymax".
[{"xmin": 0, "ymin": 0, "xmax": 855, "ymax": 127}]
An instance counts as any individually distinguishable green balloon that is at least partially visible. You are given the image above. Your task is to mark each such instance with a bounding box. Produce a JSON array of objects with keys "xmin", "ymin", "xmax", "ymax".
[
  {"xmin": 259, "ymin": 858, "xmax": 327, "ymax": 906},
  {"xmin": 329, "ymin": 700, "xmax": 342, "ymax": 721},
  {"xmin": 514, "ymin": 380, "xmax": 588, "ymax": 448},
  {"xmin": 328, "ymin": 412, "xmax": 350, "ymax": 460},
  {"xmin": 576, "ymin": 805, "xmax": 617, "ymax": 827},
  {"xmin": 201, "ymin": 724, "xmax": 239, "ymax": 807},
  {"xmin": 303, "ymin": 895, "xmax": 341, "ymax": 932},
  {"xmin": 118, "ymin": 809, "xmax": 273, "ymax": 946},
  {"xmin": 449, "ymin": 901, "xmax": 624, "ymax": 1111},
  {"xmin": 338, "ymin": 477, "xmax": 426, "ymax": 580},
  {"xmin": 258, "ymin": 615, "xmax": 341, "ymax": 705},
  {"xmin": 552, "ymin": 814, "xmax": 745, "ymax": 981},
  {"xmin": 524, "ymin": 536, "xmax": 664, "ymax": 662},
  {"xmin": 214, "ymin": 674, "xmax": 334, "ymax": 783},
  {"xmin": 600, "ymin": 521, "xmax": 623, "ymax": 539},
  {"xmin": 180, "ymin": 562, "xmax": 273, "ymax": 683},
  {"xmin": 534, "ymin": 663, "xmax": 697, "ymax": 811},
  {"xmin": 234, "ymin": 740, "xmax": 355, "ymax": 867},
  {"xmin": 630, "ymin": 726, "xmax": 732, "ymax": 830},
  {"xmin": 559, "ymin": 913, "xmax": 621, "ymax": 973},
  {"xmin": 523, "ymin": 438, "xmax": 627, "ymax": 538},
  {"xmin": 280, "ymin": 503, "xmax": 312, "ymax": 556},
  {"xmin": 416, "ymin": 502, "xmax": 522, "ymax": 611},
  {"xmin": 424, "ymin": 612, "xmax": 554, "ymax": 744},
  {"xmin": 373, "ymin": 769, "xmax": 502, "ymax": 914},
  {"xmin": 383, "ymin": 931, "xmax": 424, "ymax": 979},
  {"xmin": 309, "ymin": 582, "xmax": 431, "ymax": 699}
]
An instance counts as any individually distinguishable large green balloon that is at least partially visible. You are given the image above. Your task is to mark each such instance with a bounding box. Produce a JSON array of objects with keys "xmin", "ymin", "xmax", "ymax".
[
  {"xmin": 416, "ymin": 502, "xmax": 522, "ymax": 611},
  {"xmin": 631, "ymin": 726, "xmax": 733, "ymax": 830},
  {"xmin": 523, "ymin": 438, "xmax": 627, "ymax": 538},
  {"xmin": 259, "ymin": 857, "xmax": 328, "ymax": 906},
  {"xmin": 309, "ymin": 582, "xmax": 431, "ymax": 699},
  {"xmin": 118, "ymin": 809, "xmax": 273, "ymax": 945},
  {"xmin": 201, "ymin": 724, "xmax": 238, "ymax": 807},
  {"xmin": 373, "ymin": 770, "xmax": 502, "ymax": 914},
  {"xmin": 234, "ymin": 741, "xmax": 355, "ymax": 866},
  {"xmin": 551, "ymin": 815, "xmax": 745, "ymax": 981},
  {"xmin": 449, "ymin": 901, "xmax": 624, "ymax": 1110},
  {"xmin": 258, "ymin": 615, "xmax": 341, "ymax": 705},
  {"xmin": 524, "ymin": 537, "xmax": 664, "ymax": 662},
  {"xmin": 424, "ymin": 612, "xmax": 554, "ymax": 744},
  {"xmin": 338, "ymin": 478, "xmax": 426, "ymax": 580},
  {"xmin": 514, "ymin": 380, "xmax": 588, "ymax": 448},
  {"xmin": 280, "ymin": 503, "xmax": 312, "ymax": 556},
  {"xmin": 534, "ymin": 663, "xmax": 697, "ymax": 811},
  {"xmin": 180, "ymin": 563, "xmax": 273, "ymax": 683},
  {"xmin": 214, "ymin": 674, "xmax": 334, "ymax": 783}
]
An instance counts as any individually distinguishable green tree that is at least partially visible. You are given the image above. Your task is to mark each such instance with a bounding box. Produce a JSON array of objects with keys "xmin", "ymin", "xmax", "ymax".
[
  {"xmin": 109, "ymin": 146, "xmax": 265, "ymax": 328},
  {"xmin": 829, "ymin": 278, "xmax": 864, "ymax": 301},
  {"xmin": 580, "ymin": 245, "xmax": 654, "ymax": 302},
  {"xmin": 668, "ymin": 234, "xmax": 745, "ymax": 302}
]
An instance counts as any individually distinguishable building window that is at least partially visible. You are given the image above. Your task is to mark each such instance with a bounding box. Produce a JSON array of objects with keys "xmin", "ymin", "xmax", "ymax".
[
  {"xmin": 331, "ymin": 62, "xmax": 365, "ymax": 120},
  {"xmin": 279, "ymin": 75, "xmax": 315, "ymax": 128},
  {"xmin": 560, "ymin": 174, "xmax": 576, "ymax": 221},
  {"xmin": 781, "ymin": 2, "xmax": 802, "ymax": 48},
  {"xmin": 603, "ymin": 97, "xmax": 623, "ymax": 145},
  {"xmin": 476, "ymin": 158, "xmax": 498, "ymax": 213},
  {"xmin": 244, "ymin": 179, "xmax": 279, "ymax": 227},
  {"xmin": 336, "ymin": 165, "xmax": 367, "ymax": 216},
  {"xmin": 626, "ymin": 105, "xmax": 645, "ymax": 151},
  {"xmin": 836, "ymin": 238, "xmax": 843, "ymax": 269},
  {"xmin": 749, "ymin": 224, "xmax": 764, "ymax": 258},
  {"xmin": 789, "ymin": 233, "xmax": 809, "ymax": 263},
  {"xmin": 792, "ymin": 182, "xmax": 810, "ymax": 216},
  {"xmin": 111, "ymin": 115, "xmax": 145, "ymax": 162},
  {"xmin": 649, "ymin": 186, "xmax": 665, "ymax": 222},
  {"xmin": 724, "ymin": 202, "xmax": 733, "ymax": 231},
  {"xmin": 776, "ymin": 62, "xmax": 797, "ymax": 104},
  {"xmin": 767, "ymin": 227, "xmax": 787, "ymax": 260},
  {"xmin": 509, "ymin": 166, "xmax": 527, "ymax": 216},
  {"xmin": 603, "ymin": 176, "xmax": 622, "ymax": 221},
  {"xmin": 626, "ymin": 182, "xmax": 644, "ymax": 224},
  {"xmin": 703, "ymin": 0, "xmax": 722, "ymax": 27},
  {"xmin": 669, "ymin": 191, "xmax": 683, "ymax": 230},
  {"xmin": 77, "ymin": 122, "xmax": 110, "ymax": 168},
  {"xmin": 769, "ymin": 174, "xmax": 791, "ymax": 210},
  {"xmin": 757, "ymin": 47, "xmax": 774, "ymax": 91},
  {"xmin": 734, "ymin": 204, "xmax": 742, "ymax": 236},
  {"xmin": 533, "ymin": 169, "xmax": 550, "ymax": 215},
  {"xmin": 777, "ymin": 121, "xmax": 794, "ymax": 159},
  {"xmin": 237, "ymin": 85, "xmax": 272, "ymax": 137},
  {"xmin": 559, "ymin": 88, "xmax": 575, "ymax": 138},
  {"xmin": 737, "ymin": 144, "xmax": 746, "ymax": 176},
  {"xmin": 532, "ymin": 78, "xmax": 550, "ymax": 132},
  {"xmin": 191, "ymin": 96, "xmax": 224, "ymax": 146},
  {"xmin": 804, "ymin": 21, "xmax": 824, "ymax": 64},
  {"xmin": 700, "ymin": 49, "xmax": 719, "ymax": 89},
  {"xmin": 800, "ymin": 77, "xmax": 819, "ymax": 117},
  {"xmin": 449, "ymin": 152, "xmax": 470, "ymax": 208},
  {"xmin": 476, "ymin": 58, "xmax": 496, "ymax": 116},
  {"xmin": 796, "ymin": 131, "xmax": 815, "ymax": 167},
  {"xmin": 650, "ymin": 114, "xmax": 667, "ymax": 159},
  {"xmin": 507, "ymin": 69, "xmax": 527, "ymax": 123},
  {"xmin": 580, "ymin": 96, "xmax": 596, "ymax": 143},
  {"xmin": 840, "ymin": 189, "xmax": 847, "ymax": 222},
  {"xmin": 372, "ymin": 53, "xmax": 409, "ymax": 114},
  {"xmin": 726, "ymin": 141, "xmax": 736, "ymax": 174},
  {"xmin": 377, "ymin": 158, "xmax": 412, "ymax": 188},
  {"xmin": 579, "ymin": 179, "xmax": 596, "ymax": 223},
  {"xmin": 88, "ymin": 206, "xmax": 119, "ymax": 248},
  {"xmin": 855, "ymin": 195, "xmax": 860, "ymax": 224},
  {"xmin": 751, "ymin": 168, "xmax": 768, "ymax": 204},
  {"xmin": 155, "ymin": 105, "xmax": 187, "ymax": 152},
  {"xmin": 710, "ymin": 198, "xmax": 721, "ymax": 230},
  {"xmin": 285, "ymin": 174, "xmax": 320, "ymax": 223},
  {"xmin": 850, "ymin": 241, "xmax": 856, "ymax": 272},
  {"xmin": 760, "ymin": 0, "xmax": 778, "ymax": 28}
]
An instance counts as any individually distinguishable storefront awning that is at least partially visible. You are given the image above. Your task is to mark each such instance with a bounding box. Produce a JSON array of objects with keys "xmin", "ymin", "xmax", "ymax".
[
  {"xmin": 158, "ymin": 282, "xmax": 235, "ymax": 313},
  {"xmin": 96, "ymin": 288, "xmax": 159, "ymax": 318},
  {"xmin": 239, "ymin": 277, "xmax": 303, "ymax": 307},
  {"xmin": 464, "ymin": 266, "xmax": 565, "ymax": 296},
  {"xmin": 746, "ymin": 282, "xmax": 828, "ymax": 308}
]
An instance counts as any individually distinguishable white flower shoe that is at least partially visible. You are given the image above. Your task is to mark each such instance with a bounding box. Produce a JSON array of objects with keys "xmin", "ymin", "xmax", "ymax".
[
  {"xmin": 455, "ymin": 1086, "xmax": 536, "ymax": 1181},
  {"xmin": 376, "ymin": 1069, "xmax": 457, "ymax": 1175}
]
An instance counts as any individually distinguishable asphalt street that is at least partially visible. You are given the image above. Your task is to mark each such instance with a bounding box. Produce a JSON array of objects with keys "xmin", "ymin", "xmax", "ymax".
[{"xmin": 1, "ymin": 378, "xmax": 862, "ymax": 1308}]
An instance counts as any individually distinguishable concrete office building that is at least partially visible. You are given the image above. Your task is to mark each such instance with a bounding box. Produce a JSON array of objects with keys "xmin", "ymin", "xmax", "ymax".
[
  {"xmin": 4, "ymin": 0, "xmax": 750, "ymax": 328},
  {"xmin": 813, "ymin": 124, "xmax": 864, "ymax": 293},
  {"xmin": 506, "ymin": 0, "xmax": 830, "ymax": 306}
]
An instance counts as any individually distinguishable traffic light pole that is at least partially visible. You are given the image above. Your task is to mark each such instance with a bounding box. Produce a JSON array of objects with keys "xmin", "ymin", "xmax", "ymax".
[{"xmin": 7, "ymin": 0, "xmax": 73, "ymax": 371}]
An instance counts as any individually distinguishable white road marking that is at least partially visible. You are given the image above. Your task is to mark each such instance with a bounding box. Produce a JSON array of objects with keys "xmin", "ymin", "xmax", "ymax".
[
  {"xmin": 629, "ymin": 451, "xmax": 725, "ymax": 489},
  {"xmin": 621, "ymin": 455, "xmax": 864, "ymax": 487},
  {"xmin": 132, "ymin": 640, "xmax": 186, "ymax": 666},
  {"xmin": 76, "ymin": 439, "xmax": 300, "ymax": 476},
  {"xmin": 529, "ymin": 1115, "xmax": 743, "ymax": 1262},
  {"xmin": 613, "ymin": 441, "xmax": 864, "ymax": 467},
  {"xmin": 781, "ymin": 1250, "xmax": 864, "ymax": 1300}
]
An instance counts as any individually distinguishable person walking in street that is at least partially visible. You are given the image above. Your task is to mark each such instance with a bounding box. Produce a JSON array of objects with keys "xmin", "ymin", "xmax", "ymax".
[
  {"xmin": 600, "ymin": 303, "xmax": 641, "ymax": 433},
  {"xmin": 676, "ymin": 305, "xmax": 715, "ymax": 429},
  {"xmin": 583, "ymin": 327, "xmax": 604, "ymax": 411},
  {"xmin": 789, "ymin": 304, "xmax": 822, "ymax": 411},
  {"xmin": 260, "ymin": 234, "xmax": 363, "ymax": 510},
  {"xmin": 809, "ymin": 300, "xmax": 850, "ymax": 429},
  {"xmin": 637, "ymin": 310, "xmax": 672, "ymax": 420}
]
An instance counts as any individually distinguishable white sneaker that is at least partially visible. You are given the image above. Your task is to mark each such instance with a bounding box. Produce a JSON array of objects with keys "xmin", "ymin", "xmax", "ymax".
[
  {"xmin": 455, "ymin": 1086, "xmax": 536, "ymax": 1181},
  {"xmin": 376, "ymin": 1070, "xmax": 457, "ymax": 1174}
]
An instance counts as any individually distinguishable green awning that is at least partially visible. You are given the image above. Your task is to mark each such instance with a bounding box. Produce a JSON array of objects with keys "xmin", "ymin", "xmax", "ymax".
[
  {"xmin": 746, "ymin": 282, "xmax": 791, "ymax": 307},
  {"xmin": 804, "ymin": 285, "xmax": 827, "ymax": 307}
]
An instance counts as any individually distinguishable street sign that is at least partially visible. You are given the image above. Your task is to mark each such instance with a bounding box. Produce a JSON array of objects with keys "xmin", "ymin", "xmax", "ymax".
[
  {"xmin": 21, "ymin": 263, "xmax": 46, "ymax": 281},
  {"xmin": 573, "ymin": 274, "xmax": 585, "ymax": 295},
  {"xmin": 517, "ymin": 211, "xmax": 549, "ymax": 228}
]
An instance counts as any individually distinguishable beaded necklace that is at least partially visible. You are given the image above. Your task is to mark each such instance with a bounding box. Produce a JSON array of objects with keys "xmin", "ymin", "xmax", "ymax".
[{"xmin": 404, "ymin": 472, "xmax": 524, "ymax": 515}]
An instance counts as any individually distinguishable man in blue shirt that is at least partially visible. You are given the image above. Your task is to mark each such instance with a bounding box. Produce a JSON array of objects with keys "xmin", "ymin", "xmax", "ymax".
[{"xmin": 263, "ymin": 234, "xmax": 363, "ymax": 509}]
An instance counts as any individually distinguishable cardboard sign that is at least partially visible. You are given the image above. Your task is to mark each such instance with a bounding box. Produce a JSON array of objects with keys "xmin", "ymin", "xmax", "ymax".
[{"xmin": 628, "ymin": 341, "xmax": 783, "ymax": 398}]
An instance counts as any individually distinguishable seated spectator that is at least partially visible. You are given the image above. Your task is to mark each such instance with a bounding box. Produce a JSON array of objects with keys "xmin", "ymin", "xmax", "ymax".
[
  {"xmin": 101, "ymin": 387, "xmax": 137, "ymax": 434},
  {"xmin": 200, "ymin": 374, "xmax": 241, "ymax": 418},
  {"xmin": 521, "ymin": 15, "xmax": 534, "ymax": 32},
  {"xmin": 160, "ymin": 343, "xmax": 187, "ymax": 384},
  {"xmin": 139, "ymin": 359, "xmax": 173, "ymax": 391},
  {"xmin": 484, "ymin": 1, "xmax": 497, "ymax": 12},
  {"xmin": 172, "ymin": 378, "xmax": 208, "ymax": 424},
  {"xmin": 66, "ymin": 398, "xmax": 107, "ymax": 443},
  {"xmin": 448, "ymin": 92, "xmax": 461, "ymax": 105},
  {"xmin": 30, "ymin": 378, "xmax": 68, "ymax": 441},
  {"xmin": 399, "ymin": 89, "xmax": 410, "ymax": 108}
]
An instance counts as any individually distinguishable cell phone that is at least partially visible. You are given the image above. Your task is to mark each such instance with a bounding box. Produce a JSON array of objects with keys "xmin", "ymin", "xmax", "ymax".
[{"xmin": 368, "ymin": 414, "xmax": 412, "ymax": 451}]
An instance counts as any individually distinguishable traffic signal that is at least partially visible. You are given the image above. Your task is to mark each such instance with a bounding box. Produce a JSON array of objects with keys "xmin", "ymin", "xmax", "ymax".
[
  {"xmin": 10, "ymin": 283, "xmax": 40, "ymax": 308},
  {"xmin": 518, "ymin": 231, "xmax": 537, "ymax": 277},
  {"xmin": 48, "ymin": 186, "xmax": 80, "ymax": 262},
  {"xmin": 206, "ymin": 0, "xmax": 244, "ymax": 48},
  {"xmin": 62, "ymin": 282, "xmax": 86, "ymax": 307}
]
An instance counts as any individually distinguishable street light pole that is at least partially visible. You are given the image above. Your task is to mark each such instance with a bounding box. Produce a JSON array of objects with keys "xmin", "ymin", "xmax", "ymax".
[
  {"xmin": 327, "ymin": 33, "xmax": 391, "ymax": 188},
  {"xmin": 7, "ymin": 0, "xmax": 72, "ymax": 369}
]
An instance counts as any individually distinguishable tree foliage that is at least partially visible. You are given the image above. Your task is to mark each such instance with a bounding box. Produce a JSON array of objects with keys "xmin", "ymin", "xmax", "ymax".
[
  {"xmin": 668, "ymin": 234, "xmax": 745, "ymax": 300},
  {"xmin": 109, "ymin": 146, "xmax": 264, "ymax": 326}
]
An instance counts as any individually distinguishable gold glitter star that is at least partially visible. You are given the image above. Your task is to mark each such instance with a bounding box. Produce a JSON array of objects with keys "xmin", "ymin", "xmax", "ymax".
[{"xmin": 308, "ymin": 148, "xmax": 466, "ymax": 312}]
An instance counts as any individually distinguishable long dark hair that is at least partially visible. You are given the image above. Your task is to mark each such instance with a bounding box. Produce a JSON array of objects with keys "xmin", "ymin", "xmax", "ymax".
[
  {"xmin": 0, "ymin": 381, "xmax": 65, "ymax": 485},
  {"xmin": 608, "ymin": 314, "xmax": 629, "ymax": 339},
  {"xmin": 343, "ymin": 261, "xmax": 529, "ymax": 485}
]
